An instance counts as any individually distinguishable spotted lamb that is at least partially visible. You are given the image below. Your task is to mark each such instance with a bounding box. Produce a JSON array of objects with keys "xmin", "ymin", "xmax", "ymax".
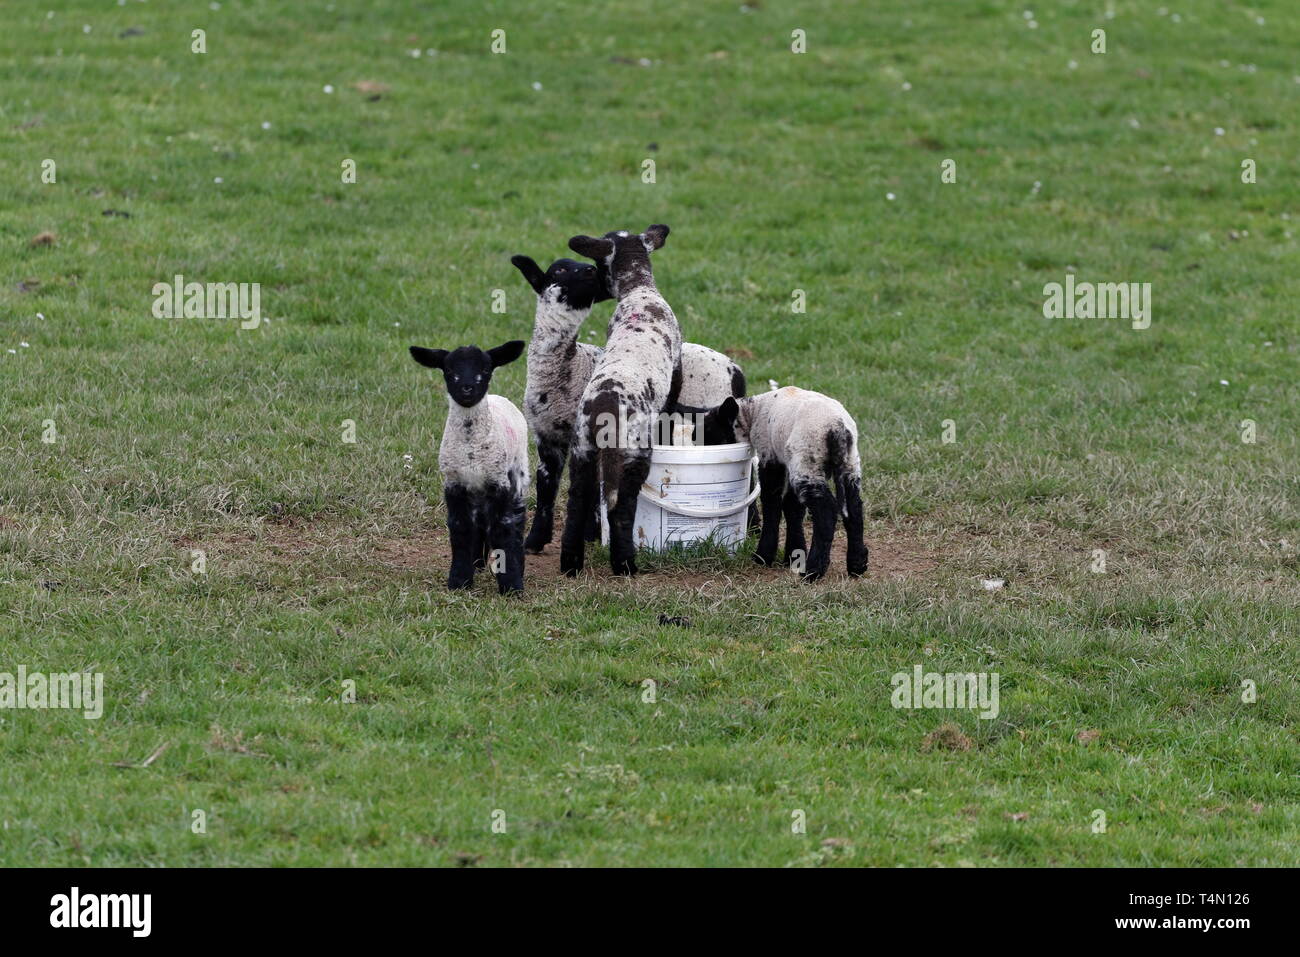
[
  {"xmin": 510, "ymin": 255, "xmax": 609, "ymax": 553},
  {"xmin": 679, "ymin": 343, "xmax": 746, "ymax": 407},
  {"xmin": 409, "ymin": 340, "xmax": 529, "ymax": 593},
  {"xmin": 511, "ymin": 250, "xmax": 747, "ymax": 555},
  {"xmin": 561, "ymin": 224, "xmax": 679, "ymax": 576},
  {"xmin": 703, "ymin": 387, "xmax": 868, "ymax": 582}
]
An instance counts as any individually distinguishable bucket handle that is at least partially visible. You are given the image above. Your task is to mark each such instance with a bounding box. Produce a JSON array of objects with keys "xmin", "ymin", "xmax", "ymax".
[{"xmin": 637, "ymin": 455, "xmax": 761, "ymax": 519}]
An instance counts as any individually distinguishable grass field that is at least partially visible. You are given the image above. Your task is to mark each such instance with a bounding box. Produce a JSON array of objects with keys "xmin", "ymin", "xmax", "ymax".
[{"xmin": 1, "ymin": 0, "xmax": 1297, "ymax": 866}]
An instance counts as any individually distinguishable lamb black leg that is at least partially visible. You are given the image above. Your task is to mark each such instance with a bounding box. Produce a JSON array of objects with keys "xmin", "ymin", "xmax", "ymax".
[
  {"xmin": 489, "ymin": 486, "xmax": 526, "ymax": 594},
  {"xmin": 753, "ymin": 462, "xmax": 786, "ymax": 567},
  {"xmin": 608, "ymin": 455, "xmax": 650, "ymax": 576},
  {"xmin": 470, "ymin": 498, "xmax": 489, "ymax": 570},
  {"xmin": 840, "ymin": 473, "xmax": 868, "ymax": 577},
  {"xmin": 525, "ymin": 439, "xmax": 565, "ymax": 554},
  {"xmin": 781, "ymin": 488, "xmax": 807, "ymax": 567},
  {"xmin": 444, "ymin": 485, "xmax": 477, "ymax": 590},
  {"xmin": 797, "ymin": 479, "xmax": 838, "ymax": 582},
  {"xmin": 560, "ymin": 451, "xmax": 596, "ymax": 576}
]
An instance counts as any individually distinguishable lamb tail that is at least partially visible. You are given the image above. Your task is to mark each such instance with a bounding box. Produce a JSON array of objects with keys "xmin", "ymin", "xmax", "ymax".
[
  {"xmin": 826, "ymin": 424, "xmax": 854, "ymax": 514},
  {"xmin": 586, "ymin": 391, "xmax": 624, "ymax": 510},
  {"xmin": 598, "ymin": 445, "xmax": 622, "ymax": 509}
]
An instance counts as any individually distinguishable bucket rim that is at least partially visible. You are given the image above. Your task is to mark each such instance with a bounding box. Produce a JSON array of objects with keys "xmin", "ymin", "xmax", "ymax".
[
  {"xmin": 647, "ymin": 441, "xmax": 754, "ymax": 464},
  {"xmin": 648, "ymin": 440, "xmax": 752, "ymax": 454}
]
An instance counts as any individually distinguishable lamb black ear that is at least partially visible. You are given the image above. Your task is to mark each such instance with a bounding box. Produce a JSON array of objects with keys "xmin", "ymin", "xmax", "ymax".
[
  {"xmin": 719, "ymin": 396, "xmax": 739, "ymax": 423},
  {"xmin": 487, "ymin": 340, "xmax": 526, "ymax": 368},
  {"xmin": 643, "ymin": 224, "xmax": 669, "ymax": 250},
  {"xmin": 510, "ymin": 255, "xmax": 546, "ymax": 294},
  {"xmin": 569, "ymin": 234, "xmax": 613, "ymax": 260},
  {"xmin": 409, "ymin": 346, "xmax": 447, "ymax": 369}
]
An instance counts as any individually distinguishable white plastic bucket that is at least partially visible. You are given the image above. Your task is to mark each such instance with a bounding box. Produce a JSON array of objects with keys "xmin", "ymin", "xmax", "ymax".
[{"xmin": 600, "ymin": 442, "xmax": 759, "ymax": 552}]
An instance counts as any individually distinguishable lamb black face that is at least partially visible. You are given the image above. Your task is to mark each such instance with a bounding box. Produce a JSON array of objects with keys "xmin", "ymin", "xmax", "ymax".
[
  {"xmin": 555, "ymin": 258, "xmax": 613, "ymax": 307},
  {"xmin": 510, "ymin": 255, "xmax": 611, "ymax": 308},
  {"xmin": 409, "ymin": 341, "xmax": 525, "ymax": 408},
  {"xmin": 702, "ymin": 397, "xmax": 740, "ymax": 445},
  {"xmin": 673, "ymin": 397, "xmax": 740, "ymax": 446},
  {"xmin": 568, "ymin": 225, "xmax": 669, "ymax": 298},
  {"xmin": 439, "ymin": 347, "xmax": 494, "ymax": 407}
]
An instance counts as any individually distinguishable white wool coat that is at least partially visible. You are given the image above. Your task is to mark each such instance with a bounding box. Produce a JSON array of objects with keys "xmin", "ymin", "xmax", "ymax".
[
  {"xmin": 440, "ymin": 393, "xmax": 530, "ymax": 496},
  {"xmin": 736, "ymin": 387, "xmax": 861, "ymax": 482}
]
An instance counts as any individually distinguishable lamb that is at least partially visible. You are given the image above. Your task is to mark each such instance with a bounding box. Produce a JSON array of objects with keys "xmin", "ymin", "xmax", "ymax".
[
  {"xmin": 409, "ymin": 340, "xmax": 529, "ymax": 593},
  {"xmin": 561, "ymin": 224, "xmax": 679, "ymax": 576},
  {"xmin": 511, "ymin": 252, "xmax": 747, "ymax": 554},
  {"xmin": 510, "ymin": 255, "xmax": 608, "ymax": 553},
  {"xmin": 679, "ymin": 343, "xmax": 747, "ymax": 407},
  {"xmin": 700, "ymin": 387, "xmax": 868, "ymax": 582}
]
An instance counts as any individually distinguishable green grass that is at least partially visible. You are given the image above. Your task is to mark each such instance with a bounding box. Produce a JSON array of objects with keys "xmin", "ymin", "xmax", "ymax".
[{"xmin": 1, "ymin": 0, "xmax": 1297, "ymax": 866}]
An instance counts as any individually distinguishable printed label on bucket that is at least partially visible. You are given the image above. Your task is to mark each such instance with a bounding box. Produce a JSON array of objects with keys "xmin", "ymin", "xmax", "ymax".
[
  {"xmin": 635, "ymin": 476, "xmax": 750, "ymax": 551},
  {"xmin": 655, "ymin": 476, "xmax": 748, "ymax": 508},
  {"xmin": 660, "ymin": 511, "xmax": 745, "ymax": 546}
]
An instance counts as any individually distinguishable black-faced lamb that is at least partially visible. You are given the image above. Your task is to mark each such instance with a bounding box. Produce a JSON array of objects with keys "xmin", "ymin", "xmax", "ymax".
[
  {"xmin": 409, "ymin": 340, "xmax": 529, "ymax": 593},
  {"xmin": 510, "ymin": 253, "xmax": 747, "ymax": 554},
  {"xmin": 701, "ymin": 387, "xmax": 868, "ymax": 582},
  {"xmin": 560, "ymin": 224, "xmax": 678, "ymax": 576},
  {"xmin": 510, "ymin": 255, "xmax": 609, "ymax": 553}
]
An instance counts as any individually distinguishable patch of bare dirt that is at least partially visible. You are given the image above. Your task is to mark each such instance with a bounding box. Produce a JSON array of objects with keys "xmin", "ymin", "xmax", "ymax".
[
  {"xmin": 373, "ymin": 510, "xmax": 940, "ymax": 587},
  {"xmin": 173, "ymin": 506, "xmax": 945, "ymax": 592}
]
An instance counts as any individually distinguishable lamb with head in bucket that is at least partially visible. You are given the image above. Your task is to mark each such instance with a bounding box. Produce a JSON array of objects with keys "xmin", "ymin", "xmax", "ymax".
[{"xmin": 689, "ymin": 387, "xmax": 868, "ymax": 582}]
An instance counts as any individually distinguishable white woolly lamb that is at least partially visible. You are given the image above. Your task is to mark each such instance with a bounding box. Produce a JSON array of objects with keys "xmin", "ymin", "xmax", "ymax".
[
  {"xmin": 706, "ymin": 387, "xmax": 868, "ymax": 581},
  {"xmin": 561, "ymin": 225, "xmax": 678, "ymax": 576},
  {"xmin": 409, "ymin": 340, "xmax": 530, "ymax": 593}
]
